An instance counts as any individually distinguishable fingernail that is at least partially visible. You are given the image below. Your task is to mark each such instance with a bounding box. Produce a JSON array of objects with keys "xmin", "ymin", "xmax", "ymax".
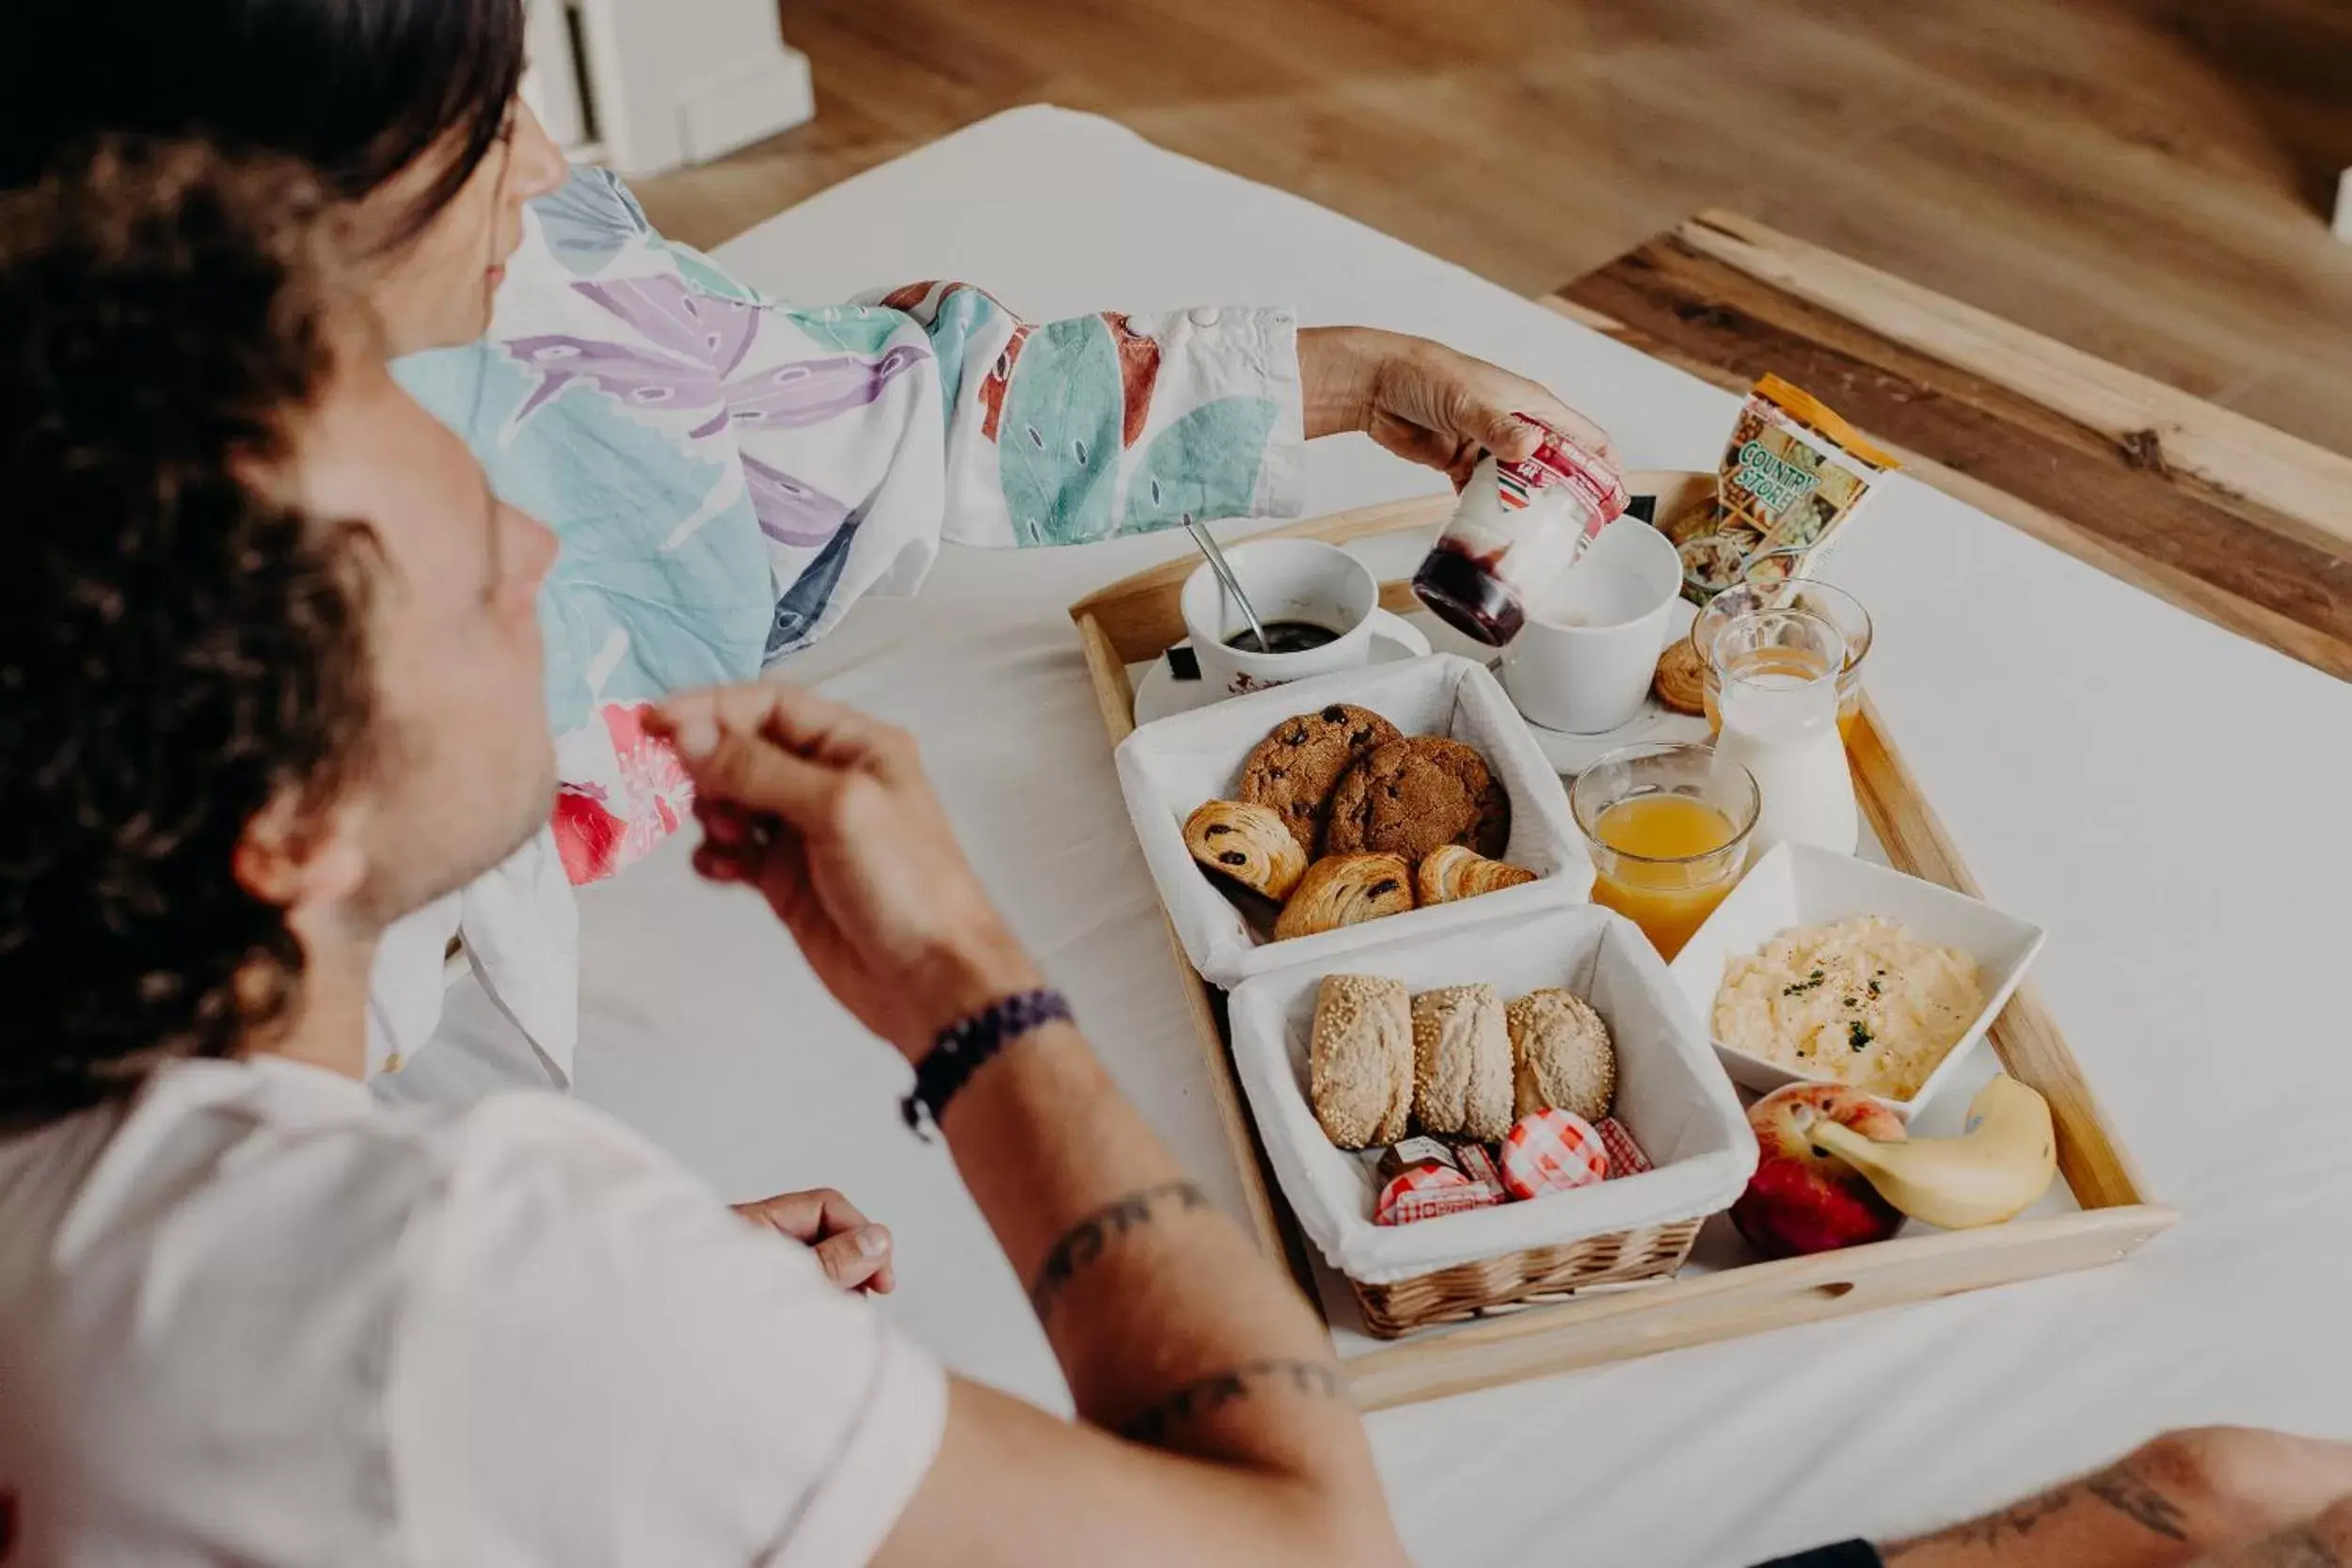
[
  {"xmin": 675, "ymin": 717, "xmax": 718, "ymax": 760},
  {"xmin": 856, "ymin": 1224, "xmax": 890, "ymax": 1258}
]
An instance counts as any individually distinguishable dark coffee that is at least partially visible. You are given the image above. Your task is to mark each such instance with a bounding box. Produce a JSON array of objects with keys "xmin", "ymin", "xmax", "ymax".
[{"xmin": 1225, "ymin": 619, "xmax": 1343, "ymax": 656}]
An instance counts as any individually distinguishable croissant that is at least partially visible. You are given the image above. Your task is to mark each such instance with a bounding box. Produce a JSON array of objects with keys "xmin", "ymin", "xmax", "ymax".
[
  {"xmin": 1414, "ymin": 844, "xmax": 1538, "ymax": 906},
  {"xmin": 1274, "ymin": 854, "xmax": 1414, "ymax": 942},
  {"xmin": 1184, "ymin": 800, "xmax": 1308, "ymax": 901}
]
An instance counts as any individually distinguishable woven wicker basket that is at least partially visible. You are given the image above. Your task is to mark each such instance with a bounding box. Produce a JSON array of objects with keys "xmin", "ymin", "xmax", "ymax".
[
  {"xmin": 1352, "ymin": 1216, "xmax": 1704, "ymax": 1338},
  {"xmin": 1221, "ymin": 897, "xmax": 1751, "ymax": 1343}
]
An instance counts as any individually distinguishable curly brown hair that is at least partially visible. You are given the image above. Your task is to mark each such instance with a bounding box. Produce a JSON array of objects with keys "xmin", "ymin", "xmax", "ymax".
[{"xmin": 0, "ymin": 140, "xmax": 381, "ymax": 1124}]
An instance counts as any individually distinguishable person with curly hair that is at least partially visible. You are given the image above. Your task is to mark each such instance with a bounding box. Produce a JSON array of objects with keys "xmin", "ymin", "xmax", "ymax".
[
  {"xmin": 4, "ymin": 139, "xmax": 2352, "ymax": 1568},
  {"xmin": 0, "ymin": 135, "xmax": 1402, "ymax": 1568},
  {"xmin": 2, "ymin": 0, "xmax": 1639, "ymax": 1099}
]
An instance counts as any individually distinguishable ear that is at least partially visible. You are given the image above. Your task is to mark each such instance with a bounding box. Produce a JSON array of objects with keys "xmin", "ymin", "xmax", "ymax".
[{"xmin": 232, "ymin": 792, "xmax": 370, "ymax": 915}]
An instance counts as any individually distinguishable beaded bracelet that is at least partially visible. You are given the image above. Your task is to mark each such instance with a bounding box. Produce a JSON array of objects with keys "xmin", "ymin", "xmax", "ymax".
[{"xmin": 900, "ymin": 988, "xmax": 1073, "ymax": 1140}]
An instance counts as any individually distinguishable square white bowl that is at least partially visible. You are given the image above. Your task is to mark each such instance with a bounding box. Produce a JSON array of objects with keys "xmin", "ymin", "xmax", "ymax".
[
  {"xmin": 1666, "ymin": 843, "xmax": 2047, "ymax": 1118},
  {"xmin": 1227, "ymin": 902, "xmax": 1755, "ymax": 1284},
  {"xmin": 1115, "ymin": 654, "xmax": 1596, "ymax": 988}
]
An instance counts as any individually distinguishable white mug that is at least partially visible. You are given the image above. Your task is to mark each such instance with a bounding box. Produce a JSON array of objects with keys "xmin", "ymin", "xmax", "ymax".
[
  {"xmin": 1499, "ymin": 516, "xmax": 1683, "ymax": 734},
  {"xmin": 1182, "ymin": 539, "xmax": 1431, "ymax": 699}
]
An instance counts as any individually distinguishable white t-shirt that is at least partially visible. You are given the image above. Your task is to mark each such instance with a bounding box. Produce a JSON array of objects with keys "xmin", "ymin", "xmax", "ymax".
[{"xmin": 0, "ymin": 1056, "xmax": 946, "ymax": 1567}]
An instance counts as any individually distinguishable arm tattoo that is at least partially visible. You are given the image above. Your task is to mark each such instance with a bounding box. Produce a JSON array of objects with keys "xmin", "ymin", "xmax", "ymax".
[
  {"xmin": 1117, "ymin": 1358, "xmax": 1346, "ymax": 1446},
  {"xmin": 1026, "ymin": 1180, "xmax": 1211, "ymax": 1323},
  {"xmin": 1926, "ymin": 1491, "xmax": 2073, "ymax": 1550},
  {"xmin": 1891, "ymin": 1460, "xmax": 2192, "ymax": 1557},
  {"xmin": 2084, "ymin": 1465, "xmax": 2190, "ymax": 1543}
]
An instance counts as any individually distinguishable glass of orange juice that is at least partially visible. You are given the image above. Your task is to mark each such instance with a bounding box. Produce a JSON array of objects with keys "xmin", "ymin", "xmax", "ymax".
[
  {"xmin": 1570, "ymin": 742, "xmax": 1761, "ymax": 959},
  {"xmin": 1691, "ymin": 575, "xmax": 1873, "ymax": 740}
]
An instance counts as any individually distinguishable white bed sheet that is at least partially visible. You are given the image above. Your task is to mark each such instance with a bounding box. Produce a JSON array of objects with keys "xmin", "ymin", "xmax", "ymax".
[{"xmin": 429, "ymin": 107, "xmax": 2352, "ymax": 1565}]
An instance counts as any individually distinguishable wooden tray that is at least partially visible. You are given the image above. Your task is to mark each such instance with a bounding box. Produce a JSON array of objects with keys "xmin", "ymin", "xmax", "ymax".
[{"xmin": 1069, "ymin": 482, "xmax": 2175, "ymax": 1412}]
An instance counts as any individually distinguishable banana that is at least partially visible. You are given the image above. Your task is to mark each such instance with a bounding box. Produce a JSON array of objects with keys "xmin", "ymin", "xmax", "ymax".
[{"xmin": 1804, "ymin": 1074, "xmax": 2058, "ymax": 1228}]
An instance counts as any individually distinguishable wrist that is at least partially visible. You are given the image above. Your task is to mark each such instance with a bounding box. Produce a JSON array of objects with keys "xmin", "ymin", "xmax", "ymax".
[
  {"xmin": 1298, "ymin": 325, "xmax": 1379, "ymax": 439},
  {"xmin": 901, "ymin": 986, "xmax": 1075, "ymax": 1140},
  {"xmin": 899, "ymin": 936, "xmax": 1046, "ymax": 1064}
]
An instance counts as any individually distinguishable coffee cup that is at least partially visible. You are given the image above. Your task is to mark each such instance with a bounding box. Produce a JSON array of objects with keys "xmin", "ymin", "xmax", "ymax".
[
  {"xmin": 1182, "ymin": 539, "xmax": 1431, "ymax": 698},
  {"xmin": 1499, "ymin": 516, "xmax": 1682, "ymax": 734}
]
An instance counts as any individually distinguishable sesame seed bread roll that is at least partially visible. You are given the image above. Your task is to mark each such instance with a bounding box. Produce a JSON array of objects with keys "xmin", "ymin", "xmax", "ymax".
[
  {"xmin": 1506, "ymin": 989, "xmax": 1617, "ymax": 1123},
  {"xmin": 1309, "ymin": 974, "xmax": 1412, "ymax": 1148},
  {"xmin": 1410, "ymin": 984, "xmax": 1514, "ymax": 1142}
]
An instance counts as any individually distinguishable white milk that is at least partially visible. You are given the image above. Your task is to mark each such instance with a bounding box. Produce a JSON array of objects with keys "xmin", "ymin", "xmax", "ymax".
[{"xmin": 1715, "ymin": 669, "xmax": 1857, "ymax": 855}]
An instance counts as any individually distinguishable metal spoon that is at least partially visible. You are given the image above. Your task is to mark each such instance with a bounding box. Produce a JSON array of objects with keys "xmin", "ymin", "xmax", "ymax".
[{"xmin": 1183, "ymin": 515, "xmax": 1271, "ymax": 653}]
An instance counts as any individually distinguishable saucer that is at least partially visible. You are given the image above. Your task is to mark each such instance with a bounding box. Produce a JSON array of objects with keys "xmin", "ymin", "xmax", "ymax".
[
  {"xmin": 1132, "ymin": 628, "xmax": 1427, "ymax": 726},
  {"xmin": 1513, "ymin": 695, "xmax": 1713, "ymax": 778}
]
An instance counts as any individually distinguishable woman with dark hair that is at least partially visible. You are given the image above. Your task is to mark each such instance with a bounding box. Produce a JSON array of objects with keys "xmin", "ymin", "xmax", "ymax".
[
  {"xmin": 0, "ymin": 0, "xmax": 571, "ymax": 351},
  {"xmin": 0, "ymin": 0, "xmax": 1620, "ymax": 1090}
]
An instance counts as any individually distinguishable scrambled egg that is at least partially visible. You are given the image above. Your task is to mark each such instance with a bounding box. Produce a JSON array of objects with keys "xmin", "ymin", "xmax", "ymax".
[{"xmin": 1713, "ymin": 915, "xmax": 1984, "ymax": 1099}]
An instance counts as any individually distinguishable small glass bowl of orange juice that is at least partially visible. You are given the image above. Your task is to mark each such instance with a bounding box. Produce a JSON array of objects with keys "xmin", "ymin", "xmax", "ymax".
[
  {"xmin": 1571, "ymin": 743, "xmax": 1760, "ymax": 960},
  {"xmin": 1692, "ymin": 574, "xmax": 1873, "ymax": 740}
]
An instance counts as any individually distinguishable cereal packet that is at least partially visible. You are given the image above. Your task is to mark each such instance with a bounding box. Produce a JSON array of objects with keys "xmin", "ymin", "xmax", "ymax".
[{"xmin": 1660, "ymin": 375, "xmax": 1900, "ymax": 603}]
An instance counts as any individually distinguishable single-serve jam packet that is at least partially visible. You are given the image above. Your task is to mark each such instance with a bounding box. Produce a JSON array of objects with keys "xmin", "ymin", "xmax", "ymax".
[{"xmin": 1661, "ymin": 375, "xmax": 1900, "ymax": 604}]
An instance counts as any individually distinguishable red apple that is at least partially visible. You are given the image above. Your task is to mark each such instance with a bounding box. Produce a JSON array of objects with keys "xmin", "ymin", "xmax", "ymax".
[{"xmin": 1731, "ymin": 1083, "xmax": 1908, "ymax": 1259}]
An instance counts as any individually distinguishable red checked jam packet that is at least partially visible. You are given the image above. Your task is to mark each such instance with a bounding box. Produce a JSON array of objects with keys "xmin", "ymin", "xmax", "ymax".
[
  {"xmin": 1499, "ymin": 1109, "xmax": 1610, "ymax": 1199},
  {"xmin": 1596, "ymin": 1117, "xmax": 1651, "ymax": 1179},
  {"xmin": 1374, "ymin": 1164, "xmax": 1502, "ymax": 1226}
]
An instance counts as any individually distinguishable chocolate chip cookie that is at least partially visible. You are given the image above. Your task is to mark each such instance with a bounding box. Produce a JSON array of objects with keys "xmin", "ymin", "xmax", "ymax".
[
  {"xmin": 1325, "ymin": 736, "xmax": 1510, "ymax": 862},
  {"xmin": 1237, "ymin": 704, "xmax": 1403, "ymax": 855}
]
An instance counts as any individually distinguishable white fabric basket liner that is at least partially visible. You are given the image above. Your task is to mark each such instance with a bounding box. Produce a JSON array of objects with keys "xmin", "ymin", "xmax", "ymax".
[
  {"xmin": 1115, "ymin": 654, "xmax": 1596, "ymax": 989},
  {"xmin": 1227, "ymin": 902, "xmax": 1756, "ymax": 1284}
]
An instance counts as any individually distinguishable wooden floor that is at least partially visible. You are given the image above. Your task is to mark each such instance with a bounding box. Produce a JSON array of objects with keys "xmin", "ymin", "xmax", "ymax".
[{"xmin": 636, "ymin": 0, "xmax": 2352, "ymax": 459}]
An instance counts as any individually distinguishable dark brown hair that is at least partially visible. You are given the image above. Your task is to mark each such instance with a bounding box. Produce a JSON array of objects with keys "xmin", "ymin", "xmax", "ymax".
[
  {"xmin": 0, "ymin": 140, "xmax": 381, "ymax": 1123},
  {"xmin": 0, "ymin": 0, "xmax": 527, "ymax": 249}
]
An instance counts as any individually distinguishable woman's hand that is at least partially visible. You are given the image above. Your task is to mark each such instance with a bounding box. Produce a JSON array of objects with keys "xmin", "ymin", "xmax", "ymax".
[
  {"xmin": 645, "ymin": 684, "xmax": 1041, "ymax": 1064},
  {"xmin": 1298, "ymin": 325, "xmax": 1614, "ymax": 489},
  {"xmin": 734, "ymin": 1186, "xmax": 898, "ymax": 1293}
]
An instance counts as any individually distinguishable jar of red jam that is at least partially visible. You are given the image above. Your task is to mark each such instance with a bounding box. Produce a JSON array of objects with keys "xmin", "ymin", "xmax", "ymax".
[{"xmin": 1412, "ymin": 420, "xmax": 1629, "ymax": 646}]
